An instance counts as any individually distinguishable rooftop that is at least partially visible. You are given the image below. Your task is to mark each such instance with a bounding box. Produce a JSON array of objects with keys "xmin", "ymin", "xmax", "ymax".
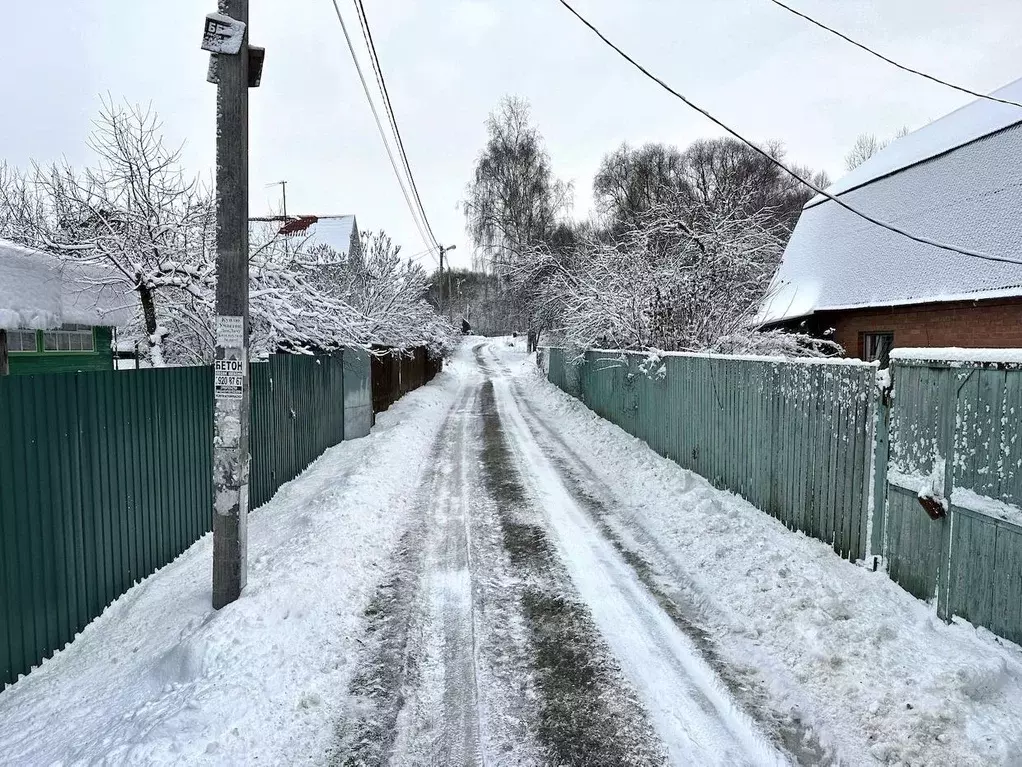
[
  {"xmin": 0, "ymin": 239, "xmax": 134, "ymax": 330},
  {"xmin": 760, "ymin": 77, "xmax": 1022, "ymax": 325}
]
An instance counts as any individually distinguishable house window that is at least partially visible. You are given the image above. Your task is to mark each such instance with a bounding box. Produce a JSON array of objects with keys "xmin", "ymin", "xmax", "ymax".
[
  {"xmin": 862, "ymin": 331, "xmax": 894, "ymax": 367},
  {"xmin": 43, "ymin": 324, "xmax": 95, "ymax": 353},
  {"xmin": 7, "ymin": 330, "xmax": 39, "ymax": 353}
]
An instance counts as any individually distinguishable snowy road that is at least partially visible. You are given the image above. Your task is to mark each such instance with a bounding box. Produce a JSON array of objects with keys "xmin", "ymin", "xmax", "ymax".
[
  {"xmin": 5, "ymin": 337, "xmax": 1022, "ymax": 765},
  {"xmin": 335, "ymin": 341, "xmax": 790, "ymax": 766}
]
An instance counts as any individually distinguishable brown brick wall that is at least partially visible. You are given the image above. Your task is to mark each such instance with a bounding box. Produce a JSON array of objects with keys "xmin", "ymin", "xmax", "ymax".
[{"xmin": 812, "ymin": 297, "xmax": 1022, "ymax": 360}]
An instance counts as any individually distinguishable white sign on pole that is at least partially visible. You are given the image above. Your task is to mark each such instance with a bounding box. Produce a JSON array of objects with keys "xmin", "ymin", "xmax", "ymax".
[
  {"xmin": 216, "ymin": 315, "xmax": 245, "ymax": 348},
  {"xmin": 201, "ymin": 12, "xmax": 247, "ymax": 55},
  {"xmin": 215, "ymin": 357, "xmax": 245, "ymax": 400}
]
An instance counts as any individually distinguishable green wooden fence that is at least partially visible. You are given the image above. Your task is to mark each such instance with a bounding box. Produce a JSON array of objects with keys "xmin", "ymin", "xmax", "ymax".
[
  {"xmin": 541, "ymin": 347, "xmax": 1022, "ymax": 647},
  {"xmin": 543, "ymin": 348, "xmax": 877, "ymax": 561},
  {"xmin": 0, "ymin": 351, "xmax": 372, "ymax": 688},
  {"xmin": 875, "ymin": 353, "xmax": 1022, "ymax": 645}
]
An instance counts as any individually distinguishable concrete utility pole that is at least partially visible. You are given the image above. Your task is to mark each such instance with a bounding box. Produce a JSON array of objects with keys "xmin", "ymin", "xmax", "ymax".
[
  {"xmin": 204, "ymin": 1, "xmax": 252, "ymax": 609},
  {"xmin": 438, "ymin": 246, "xmax": 444, "ymax": 316},
  {"xmin": 438, "ymin": 244, "xmax": 456, "ymax": 321}
]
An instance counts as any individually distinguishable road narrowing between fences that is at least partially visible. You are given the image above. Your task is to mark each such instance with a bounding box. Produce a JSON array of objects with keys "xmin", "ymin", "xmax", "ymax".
[{"xmin": 2, "ymin": 339, "xmax": 1022, "ymax": 766}]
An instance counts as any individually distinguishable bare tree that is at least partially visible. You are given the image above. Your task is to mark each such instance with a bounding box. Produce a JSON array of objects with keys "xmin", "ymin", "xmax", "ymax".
[
  {"xmin": 463, "ymin": 97, "xmax": 572, "ymax": 261},
  {"xmin": 0, "ymin": 100, "xmax": 214, "ymax": 366},
  {"xmin": 463, "ymin": 96, "xmax": 573, "ymax": 349},
  {"xmin": 500, "ymin": 197, "xmax": 837, "ymax": 357},
  {"xmin": 844, "ymin": 127, "xmax": 910, "ymax": 171},
  {"xmin": 593, "ymin": 142, "xmax": 686, "ymax": 224},
  {"xmin": 1, "ymin": 103, "xmax": 458, "ymax": 365},
  {"xmin": 845, "ymin": 133, "xmax": 887, "ymax": 171},
  {"xmin": 594, "ymin": 138, "xmax": 829, "ymax": 235}
]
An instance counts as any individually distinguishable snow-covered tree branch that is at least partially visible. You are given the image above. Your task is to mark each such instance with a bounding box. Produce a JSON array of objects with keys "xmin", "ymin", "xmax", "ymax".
[{"xmin": 0, "ymin": 101, "xmax": 457, "ymax": 366}]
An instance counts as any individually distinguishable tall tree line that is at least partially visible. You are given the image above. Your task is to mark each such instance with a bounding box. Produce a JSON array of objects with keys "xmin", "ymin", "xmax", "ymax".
[{"xmin": 460, "ymin": 96, "xmax": 835, "ymax": 356}]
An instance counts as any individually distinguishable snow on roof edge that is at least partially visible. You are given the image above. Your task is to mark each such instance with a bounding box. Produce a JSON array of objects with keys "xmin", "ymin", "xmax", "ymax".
[
  {"xmin": 544, "ymin": 346, "xmax": 876, "ymax": 368},
  {"xmin": 0, "ymin": 239, "xmax": 135, "ymax": 329},
  {"xmin": 806, "ymin": 76, "xmax": 1022, "ymax": 208},
  {"xmin": 810, "ymin": 285, "xmax": 1022, "ymax": 315}
]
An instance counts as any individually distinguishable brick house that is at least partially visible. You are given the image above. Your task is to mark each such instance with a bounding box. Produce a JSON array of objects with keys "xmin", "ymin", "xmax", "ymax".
[{"xmin": 760, "ymin": 78, "xmax": 1022, "ymax": 365}]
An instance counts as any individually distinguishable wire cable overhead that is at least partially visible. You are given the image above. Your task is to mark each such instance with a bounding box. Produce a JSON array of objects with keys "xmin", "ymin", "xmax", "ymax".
[
  {"xmin": 768, "ymin": 0, "xmax": 1022, "ymax": 110},
  {"xmin": 555, "ymin": 0, "xmax": 1022, "ymax": 267},
  {"xmin": 352, "ymin": 0, "xmax": 442, "ymax": 258},
  {"xmin": 327, "ymin": 0, "xmax": 438, "ymax": 259}
]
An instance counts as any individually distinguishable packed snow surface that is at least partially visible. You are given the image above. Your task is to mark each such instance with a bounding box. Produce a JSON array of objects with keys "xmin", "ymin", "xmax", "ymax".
[
  {"xmin": 3, "ymin": 339, "xmax": 1022, "ymax": 765},
  {"xmin": 515, "ymin": 345, "xmax": 1022, "ymax": 765}
]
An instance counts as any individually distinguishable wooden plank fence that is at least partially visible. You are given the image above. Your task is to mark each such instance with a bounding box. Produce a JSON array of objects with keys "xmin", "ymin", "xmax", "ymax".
[{"xmin": 541, "ymin": 346, "xmax": 1022, "ymax": 647}]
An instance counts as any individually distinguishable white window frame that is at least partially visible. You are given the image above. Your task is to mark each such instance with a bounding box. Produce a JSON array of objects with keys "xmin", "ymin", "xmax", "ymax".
[
  {"xmin": 42, "ymin": 324, "xmax": 95, "ymax": 354},
  {"xmin": 7, "ymin": 329, "xmax": 39, "ymax": 354}
]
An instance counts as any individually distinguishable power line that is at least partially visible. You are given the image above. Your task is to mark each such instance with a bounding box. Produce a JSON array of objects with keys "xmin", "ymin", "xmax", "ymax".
[
  {"xmin": 327, "ymin": 0, "xmax": 437, "ymax": 257},
  {"xmin": 768, "ymin": 0, "xmax": 1022, "ymax": 110},
  {"xmin": 405, "ymin": 246, "xmax": 440, "ymax": 265},
  {"xmin": 352, "ymin": 0, "xmax": 442, "ymax": 252},
  {"xmin": 555, "ymin": 0, "xmax": 1022, "ymax": 267}
]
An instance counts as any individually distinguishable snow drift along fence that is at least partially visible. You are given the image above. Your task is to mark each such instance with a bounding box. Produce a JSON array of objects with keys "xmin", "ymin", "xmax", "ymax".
[
  {"xmin": 542, "ymin": 347, "xmax": 1022, "ymax": 648},
  {"xmin": 0, "ymin": 349, "xmax": 387, "ymax": 689},
  {"xmin": 540, "ymin": 349, "xmax": 877, "ymax": 562}
]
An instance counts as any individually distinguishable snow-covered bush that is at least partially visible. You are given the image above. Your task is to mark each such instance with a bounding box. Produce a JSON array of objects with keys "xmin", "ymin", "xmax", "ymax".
[{"xmin": 499, "ymin": 199, "xmax": 837, "ymax": 358}]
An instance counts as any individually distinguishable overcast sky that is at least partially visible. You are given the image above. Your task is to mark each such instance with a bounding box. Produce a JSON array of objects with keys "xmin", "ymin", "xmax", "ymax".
[{"xmin": 4, "ymin": 1, "xmax": 1021, "ymax": 269}]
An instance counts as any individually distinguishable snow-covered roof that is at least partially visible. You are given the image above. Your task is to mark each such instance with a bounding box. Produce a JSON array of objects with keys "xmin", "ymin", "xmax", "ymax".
[
  {"xmin": 0, "ymin": 240, "xmax": 134, "ymax": 330},
  {"xmin": 251, "ymin": 214, "xmax": 360, "ymax": 261},
  {"xmin": 761, "ymin": 77, "xmax": 1022, "ymax": 324}
]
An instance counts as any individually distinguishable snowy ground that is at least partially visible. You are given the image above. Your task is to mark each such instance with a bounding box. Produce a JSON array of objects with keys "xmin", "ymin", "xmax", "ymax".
[{"xmin": 3, "ymin": 338, "xmax": 1022, "ymax": 765}]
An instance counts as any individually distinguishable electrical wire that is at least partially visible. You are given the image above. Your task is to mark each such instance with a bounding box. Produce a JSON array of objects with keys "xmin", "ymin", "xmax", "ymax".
[
  {"xmin": 353, "ymin": 0, "xmax": 442, "ymax": 252},
  {"xmin": 556, "ymin": 0, "xmax": 1022, "ymax": 267},
  {"xmin": 768, "ymin": 0, "xmax": 1022, "ymax": 110},
  {"xmin": 405, "ymin": 246, "xmax": 440, "ymax": 265},
  {"xmin": 327, "ymin": 0, "xmax": 437, "ymax": 257}
]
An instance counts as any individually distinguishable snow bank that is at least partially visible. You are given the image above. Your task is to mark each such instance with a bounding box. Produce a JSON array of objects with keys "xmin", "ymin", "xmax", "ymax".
[
  {"xmin": 0, "ymin": 239, "xmax": 134, "ymax": 329},
  {"xmin": 512, "ymin": 347, "xmax": 1022, "ymax": 766},
  {"xmin": 0, "ymin": 345, "xmax": 472, "ymax": 764}
]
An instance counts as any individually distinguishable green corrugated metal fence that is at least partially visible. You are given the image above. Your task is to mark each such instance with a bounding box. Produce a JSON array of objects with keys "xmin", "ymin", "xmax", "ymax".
[
  {"xmin": 0, "ymin": 366, "xmax": 212, "ymax": 689},
  {"xmin": 0, "ymin": 350, "xmax": 373, "ymax": 688},
  {"xmin": 249, "ymin": 354, "xmax": 349, "ymax": 510}
]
